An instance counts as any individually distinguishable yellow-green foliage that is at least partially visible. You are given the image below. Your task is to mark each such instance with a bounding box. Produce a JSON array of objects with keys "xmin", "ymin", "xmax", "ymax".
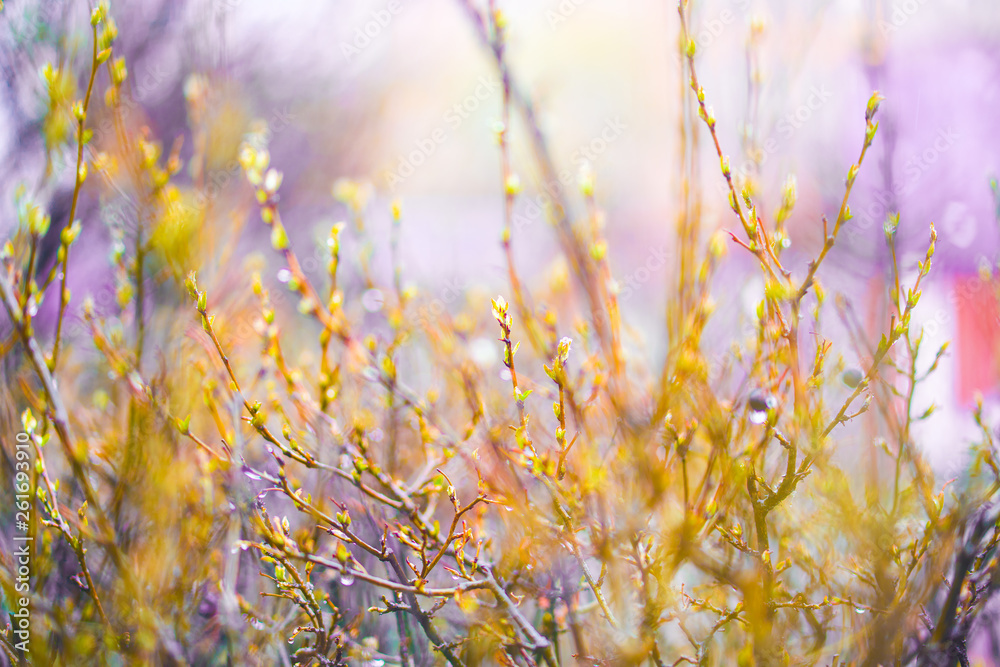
[{"xmin": 2, "ymin": 2, "xmax": 1000, "ymax": 667}]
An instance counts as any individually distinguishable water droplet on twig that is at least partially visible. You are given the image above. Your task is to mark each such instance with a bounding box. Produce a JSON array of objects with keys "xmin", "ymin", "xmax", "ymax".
[
  {"xmin": 747, "ymin": 390, "xmax": 776, "ymax": 424},
  {"xmin": 842, "ymin": 368, "xmax": 864, "ymax": 388}
]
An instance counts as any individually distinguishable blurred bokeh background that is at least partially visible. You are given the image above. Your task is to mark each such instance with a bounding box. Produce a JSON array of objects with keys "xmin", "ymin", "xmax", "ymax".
[{"xmin": 4, "ymin": 0, "xmax": 1000, "ymax": 663}]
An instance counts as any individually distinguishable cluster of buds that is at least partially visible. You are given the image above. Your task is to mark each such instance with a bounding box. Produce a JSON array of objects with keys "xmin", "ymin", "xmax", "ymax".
[
  {"xmin": 239, "ymin": 143, "xmax": 292, "ymax": 258},
  {"xmin": 17, "ymin": 192, "xmax": 51, "ymax": 238},
  {"xmin": 94, "ymin": 3, "xmax": 116, "ymax": 49},
  {"xmin": 94, "ymin": 3, "xmax": 129, "ymax": 107},
  {"xmin": 775, "ymin": 175, "xmax": 797, "ymax": 229},
  {"xmin": 136, "ymin": 136, "xmax": 180, "ymax": 192},
  {"xmin": 239, "ymin": 143, "xmax": 282, "ymax": 204},
  {"xmin": 545, "ymin": 337, "xmax": 574, "ymax": 477},
  {"xmin": 543, "ymin": 337, "xmax": 572, "ymax": 387},
  {"xmin": 491, "ymin": 296, "xmax": 515, "ymax": 367},
  {"xmin": 492, "ymin": 295, "xmax": 538, "ymax": 456},
  {"xmin": 864, "ymin": 91, "xmax": 884, "ymax": 146}
]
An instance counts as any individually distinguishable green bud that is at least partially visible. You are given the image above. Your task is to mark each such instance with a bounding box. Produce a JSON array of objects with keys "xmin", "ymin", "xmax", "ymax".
[
  {"xmin": 271, "ymin": 224, "xmax": 289, "ymax": 251},
  {"xmin": 865, "ymin": 91, "xmax": 884, "ymax": 123}
]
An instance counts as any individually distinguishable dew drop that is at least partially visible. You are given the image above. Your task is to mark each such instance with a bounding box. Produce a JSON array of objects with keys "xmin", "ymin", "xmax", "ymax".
[
  {"xmin": 277, "ymin": 269, "xmax": 292, "ymax": 283},
  {"xmin": 747, "ymin": 390, "xmax": 777, "ymax": 419},
  {"xmin": 244, "ymin": 469, "xmax": 262, "ymax": 481},
  {"xmin": 361, "ymin": 288, "xmax": 384, "ymax": 313},
  {"xmin": 370, "ymin": 660, "xmax": 385, "ymax": 667},
  {"xmin": 842, "ymin": 368, "xmax": 864, "ymax": 388},
  {"xmin": 339, "ymin": 572, "xmax": 355, "ymax": 587}
]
